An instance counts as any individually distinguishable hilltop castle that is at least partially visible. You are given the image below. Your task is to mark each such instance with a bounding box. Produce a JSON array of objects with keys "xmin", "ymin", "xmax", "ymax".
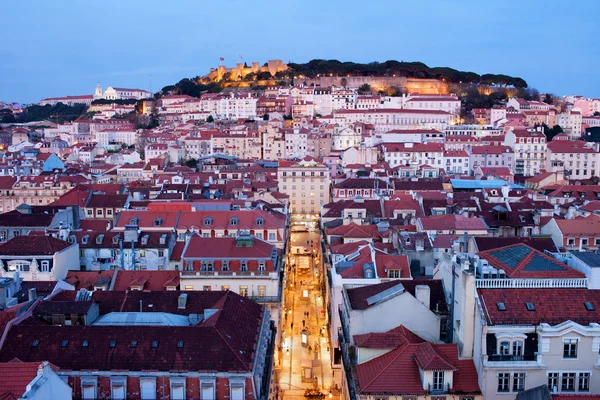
[{"xmin": 205, "ymin": 59, "xmax": 288, "ymax": 82}]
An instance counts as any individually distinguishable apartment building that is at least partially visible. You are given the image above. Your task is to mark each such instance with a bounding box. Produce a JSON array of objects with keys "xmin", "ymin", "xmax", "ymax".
[
  {"xmin": 504, "ymin": 128, "xmax": 547, "ymax": 176},
  {"xmin": 546, "ymin": 139, "xmax": 600, "ymax": 180},
  {"xmin": 277, "ymin": 158, "xmax": 330, "ymax": 214}
]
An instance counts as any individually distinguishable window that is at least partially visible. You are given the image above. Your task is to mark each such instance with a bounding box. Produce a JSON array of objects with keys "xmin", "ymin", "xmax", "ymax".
[
  {"xmin": 432, "ymin": 371, "xmax": 444, "ymax": 391},
  {"xmin": 258, "ymin": 261, "xmax": 266, "ymax": 272},
  {"xmin": 61, "ymin": 340, "xmax": 69, "ymax": 347},
  {"xmin": 500, "ymin": 341, "xmax": 511, "ymax": 355},
  {"xmin": 170, "ymin": 378, "xmax": 186, "ymax": 400},
  {"xmin": 269, "ymin": 232, "xmax": 276, "ymax": 241},
  {"xmin": 388, "ymin": 270, "xmax": 400, "ymax": 278},
  {"xmin": 498, "ymin": 373, "xmax": 510, "ymax": 392},
  {"xmin": 563, "ymin": 339, "xmax": 578, "ymax": 359},
  {"xmin": 81, "ymin": 378, "xmax": 97, "ymax": 400},
  {"xmin": 513, "ymin": 373, "xmax": 525, "ymax": 392},
  {"xmin": 547, "ymin": 372, "xmax": 559, "ymax": 392},
  {"xmin": 512, "ymin": 340, "xmax": 524, "ymax": 355},
  {"xmin": 177, "ymin": 341, "xmax": 184, "ymax": 348},
  {"xmin": 568, "ymin": 238, "xmax": 575, "ymax": 246},
  {"xmin": 526, "ymin": 302, "xmax": 536, "ymax": 311},
  {"xmin": 184, "ymin": 285, "xmax": 193, "ymax": 290},
  {"xmin": 240, "ymin": 260, "xmax": 248, "ymax": 271},
  {"xmin": 231, "ymin": 384, "xmax": 244, "ymax": 400},
  {"xmin": 82, "ymin": 340, "xmax": 89, "ymax": 347},
  {"xmin": 203, "ymin": 286, "xmax": 211, "ymax": 291},
  {"xmin": 230, "ymin": 217, "xmax": 238, "ymax": 226},
  {"xmin": 40, "ymin": 260, "xmax": 50, "ymax": 272},
  {"xmin": 579, "ymin": 372, "xmax": 590, "ymax": 392},
  {"xmin": 130, "ymin": 341, "xmax": 138, "ymax": 348},
  {"xmin": 109, "ymin": 340, "xmax": 117, "ymax": 348},
  {"xmin": 496, "ymin": 302, "xmax": 506, "ymax": 311},
  {"xmin": 140, "ymin": 377, "xmax": 157, "ymax": 400},
  {"xmin": 202, "ymin": 384, "xmax": 215, "ymax": 400},
  {"xmin": 151, "ymin": 341, "xmax": 159, "ymax": 348},
  {"xmin": 239, "ymin": 285, "xmax": 248, "ymax": 297},
  {"xmin": 255, "ymin": 217, "xmax": 264, "ymax": 225},
  {"xmin": 584, "ymin": 302, "xmax": 595, "ymax": 311},
  {"xmin": 562, "ymin": 372, "xmax": 576, "ymax": 392},
  {"xmin": 221, "ymin": 285, "xmax": 230, "ymax": 291},
  {"xmin": 111, "ymin": 377, "xmax": 127, "ymax": 400}
]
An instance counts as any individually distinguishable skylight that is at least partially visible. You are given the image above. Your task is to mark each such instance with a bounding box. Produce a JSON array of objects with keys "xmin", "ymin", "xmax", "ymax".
[
  {"xmin": 61, "ymin": 340, "xmax": 69, "ymax": 347},
  {"xmin": 151, "ymin": 341, "xmax": 159, "ymax": 348},
  {"xmin": 82, "ymin": 340, "xmax": 89, "ymax": 347},
  {"xmin": 130, "ymin": 341, "xmax": 138, "ymax": 348},
  {"xmin": 109, "ymin": 340, "xmax": 117, "ymax": 348},
  {"xmin": 496, "ymin": 302, "xmax": 506, "ymax": 311},
  {"xmin": 584, "ymin": 302, "xmax": 595, "ymax": 311},
  {"xmin": 177, "ymin": 341, "xmax": 184, "ymax": 348},
  {"xmin": 525, "ymin": 302, "xmax": 536, "ymax": 311},
  {"xmin": 31, "ymin": 340, "xmax": 39, "ymax": 348}
]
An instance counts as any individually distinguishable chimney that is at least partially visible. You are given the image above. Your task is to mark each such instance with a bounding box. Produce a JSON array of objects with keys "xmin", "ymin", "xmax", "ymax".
[
  {"xmin": 28, "ymin": 288, "xmax": 36, "ymax": 302},
  {"xmin": 14, "ymin": 271, "xmax": 21, "ymax": 292},
  {"xmin": 415, "ymin": 285, "xmax": 431, "ymax": 310},
  {"xmin": 106, "ymin": 220, "xmax": 112, "ymax": 231},
  {"xmin": 178, "ymin": 293, "xmax": 188, "ymax": 309}
]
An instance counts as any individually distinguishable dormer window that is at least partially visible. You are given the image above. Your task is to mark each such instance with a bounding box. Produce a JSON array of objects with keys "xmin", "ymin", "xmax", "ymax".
[
  {"xmin": 240, "ymin": 260, "xmax": 248, "ymax": 271},
  {"xmin": 255, "ymin": 217, "xmax": 264, "ymax": 226},
  {"xmin": 258, "ymin": 261, "xmax": 266, "ymax": 272},
  {"xmin": 129, "ymin": 217, "xmax": 139, "ymax": 226},
  {"xmin": 230, "ymin": 217, "xmax": 238, "ymax": 226},
  {"xmin": 222, "ymin": 260, "xmax": 230, "ymax": 271},
  {"xmin": 96, "ymin": 234, "xmax": 104, "ymax": 245},
  {"xmin": 154, "ymin": 218, "xmax": 163, "ymax": 227},
  {"xmin": 432, "ymin": 371, "xmax": 445, "ymax": 392},
  {"xmin": 141, "ymin": 235, "xmax": 149, "ymax": 245},
  {"xmin": 112, "ymin": 235, "xmax": 119, "ymax": 244},
  {"xmin": 201, "ymin": 261, "xmax": 214, "ymax": 271},
  {"xmin": 365, "ymin": 268, "xmax": 374, "ymax": 279},
  {"xmin": 159, "ymin": 234, "xmax": 167, "ymax": 245},
  {"xmin": 67, "ymin": 235, "xmax": 75, "ymax": 243},
  {"xmin": 82, "ymin": 235, "xmax": 89, "ymax": 244},
  {"xmin": 203, "ymin": 217, "xmax": 212, "ymax": 226}
]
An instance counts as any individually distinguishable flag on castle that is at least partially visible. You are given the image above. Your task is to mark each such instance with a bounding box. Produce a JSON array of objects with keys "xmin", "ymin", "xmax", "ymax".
[
  {"xmin": 238, "ymin": 55, "xmax": 243, "ymax": 59},
  {"xmin": 220, "ymin": 57, "xmax": 225, "ymax": 61}
]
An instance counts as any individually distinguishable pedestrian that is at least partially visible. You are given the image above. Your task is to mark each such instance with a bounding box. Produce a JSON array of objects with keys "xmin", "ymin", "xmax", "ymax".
[
  {"xmin": 307, "ymin": 311, "xmax": 310, "ymax": 319},
  {"xmin": 302, "ymin": 319, "xmax": 306, "ymax": 328},
  {"xmin": 291, "ymin": 322, "xmax": 294, "ymax": 330},
  {"xmin": 308, "ymin": 345, "xmax": 312, "ymax": 352},
  {"xmin": 284, "ymin": 313, "xmax": 288, "ymax": 321}
]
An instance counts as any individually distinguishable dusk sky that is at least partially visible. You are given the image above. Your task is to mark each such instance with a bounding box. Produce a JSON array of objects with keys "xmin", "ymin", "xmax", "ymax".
[{"xmin": 1, "ymin": 0, "xmax": 599, "ymax": 104}]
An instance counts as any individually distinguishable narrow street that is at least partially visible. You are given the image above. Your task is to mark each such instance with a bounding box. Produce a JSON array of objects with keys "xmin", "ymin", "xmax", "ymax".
[{"xmin": 274, "ymin": 220, "xmax": 336, "ymax": 400}]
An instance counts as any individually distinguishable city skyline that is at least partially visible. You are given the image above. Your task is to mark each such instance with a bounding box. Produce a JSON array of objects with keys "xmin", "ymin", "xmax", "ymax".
[{"xmin": 1, "ymin": 0, "xmax": 599, "ymax": 103}]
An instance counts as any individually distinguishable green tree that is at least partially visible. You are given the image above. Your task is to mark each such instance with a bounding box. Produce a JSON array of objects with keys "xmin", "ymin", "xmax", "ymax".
[
  {"xmin": 358, "ymin": 84, "xmax": 371, "ymax": 94},
  {"xmin": 543, "ymin": 93, "xmax": 554, "ymax": 105},
  {"xmin": 206, "ymin": 115, "xmax": 214, "ymax": 123}
]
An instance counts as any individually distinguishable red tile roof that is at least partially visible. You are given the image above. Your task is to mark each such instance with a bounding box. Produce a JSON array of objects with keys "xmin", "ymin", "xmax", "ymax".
[
  {"xmin": 355, "ymin": 341, "xmax": 479, "ymax": 395},
  {"xmin": 64, "ymin": 271, "xmax": 115, "ymax": 291},
  {"xmin": 414, "ymin": 342, "xmax": 457, "ymax": 371},
  {"xmin": 0, "ymin": 291, "xmax": 264, "ymax": 373},
  {"xmin": 0, "ymin": 236, "xmax": 73, "ymax": 256},
  {"xmin": 353, "ymin": 325, "xmax": 425, "ymax": 349},
  {"xmin": 112, "ymin": 270, "xmax": 180, "ymax": 291},
  {"xmin": 477, "ymin": 288, "xmax": 600, "ymax": 326},
  {"xmin": 552, "ymin": 215, "xmax": 600, "ymax": 236},
  {"xmin": 0, "ymin": 360, "xmax": 58, "ymax": 398}
]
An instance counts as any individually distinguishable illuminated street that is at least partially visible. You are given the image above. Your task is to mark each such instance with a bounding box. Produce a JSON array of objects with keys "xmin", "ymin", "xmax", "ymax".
[{"xmin": 274, "ymin": 218, "xmax": 336, "ymax": 400}]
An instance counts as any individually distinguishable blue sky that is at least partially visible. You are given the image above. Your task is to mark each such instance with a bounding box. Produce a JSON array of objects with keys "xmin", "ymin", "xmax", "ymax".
[{"xmin": 1, "ymin": 0, "xmax": 599, "ymax": 103}]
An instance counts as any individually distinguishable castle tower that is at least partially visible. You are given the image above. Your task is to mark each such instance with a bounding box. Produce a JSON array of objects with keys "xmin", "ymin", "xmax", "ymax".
[
  {"xmin": 251, "ymin": 62, "xmax": 260, "ymax": 74},
  {"xmin": 267, "ymin": 60, "xmax": 282, "ymax": 77},
  {"xmin": 93, "ymin": 83, "xmax": 103, "ymax": 100},
  {"xmin": 217, "ymin": 65, "xmax": 226, "ymax": 81},
  {"xmin": 235, "ymin": 63, "xmax": 244, "ymax": 80}
]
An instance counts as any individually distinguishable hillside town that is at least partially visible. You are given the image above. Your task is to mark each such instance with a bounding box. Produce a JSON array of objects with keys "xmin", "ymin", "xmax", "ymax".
[{"xmin": 1, "ymin": 59, "xmax": 600, "ymax": 400}]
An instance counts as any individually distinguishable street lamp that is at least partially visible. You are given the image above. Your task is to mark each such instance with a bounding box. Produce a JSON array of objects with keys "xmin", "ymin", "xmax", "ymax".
[{"xmin": 329, "ymin": 390, "xmax": 333, "ymax": 399}]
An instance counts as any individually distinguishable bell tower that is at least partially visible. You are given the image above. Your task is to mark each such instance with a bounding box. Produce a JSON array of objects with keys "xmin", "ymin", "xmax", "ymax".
[{"xmin": 94, "ymin": 83, "xmax": 103, "ymax": 100}]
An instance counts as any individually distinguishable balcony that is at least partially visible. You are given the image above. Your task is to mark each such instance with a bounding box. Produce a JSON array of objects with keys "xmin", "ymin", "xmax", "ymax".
[{"xmin": 488, "ymin": 354, "xmax": 536, "ymax": 362}]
